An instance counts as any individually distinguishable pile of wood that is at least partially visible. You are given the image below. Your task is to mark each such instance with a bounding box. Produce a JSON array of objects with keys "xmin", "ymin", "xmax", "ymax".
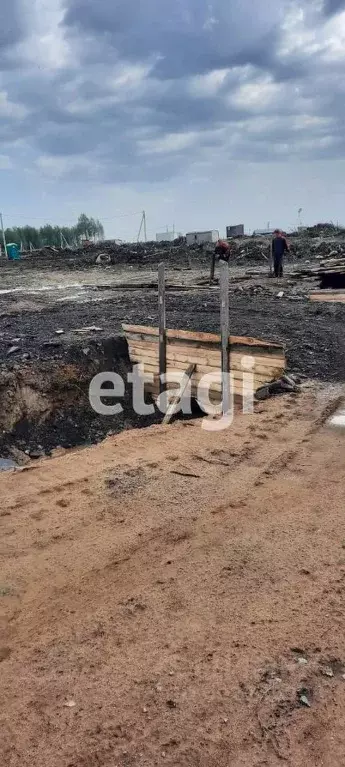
[
  {"xmin": 318, "ymin": 257, "xmax": 345, "ymax": 289},
  {"xmin": 122, "ymin": 324, "xmax": 286, "ymax": 404},
  {"xmin": 291, "ymin": 256, "xmax": 345, "ymax": 289}
]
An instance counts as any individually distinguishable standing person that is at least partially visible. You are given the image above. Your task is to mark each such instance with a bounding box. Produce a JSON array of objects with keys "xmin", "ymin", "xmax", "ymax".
[
  {"xmin": 210, "ymin": 239, "xmax": 231, "ymax": 282},
  {"xmin": 271, "ymin": 229, "xmax": 289, "ymax": 277}
]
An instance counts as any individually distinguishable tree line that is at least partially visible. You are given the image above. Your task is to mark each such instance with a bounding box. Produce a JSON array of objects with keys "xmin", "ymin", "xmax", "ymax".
[{"xmin": 4, "ymin": 214, "xmax": 104, "ymax": 250}]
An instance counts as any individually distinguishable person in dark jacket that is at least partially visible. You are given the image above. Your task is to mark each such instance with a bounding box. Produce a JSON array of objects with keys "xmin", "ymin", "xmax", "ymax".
[{"xmin": 272, "ymin": 230, "xmax": 289, "ymax": 277}]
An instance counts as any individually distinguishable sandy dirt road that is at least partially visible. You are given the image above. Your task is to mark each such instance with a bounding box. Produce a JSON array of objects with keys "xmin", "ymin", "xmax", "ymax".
[{"xmin": 1, "ymin": 387, "xmax": 345, "ymax": 766}]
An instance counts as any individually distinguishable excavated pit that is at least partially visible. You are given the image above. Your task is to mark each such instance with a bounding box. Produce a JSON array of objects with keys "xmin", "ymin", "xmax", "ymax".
[
  {"xmin": 0, "ymin": 337, "xmax": 161, "ymax": 464},
  {"xmin": 320, "ymin": 272, "xmax": 345, "ymax": 290}
]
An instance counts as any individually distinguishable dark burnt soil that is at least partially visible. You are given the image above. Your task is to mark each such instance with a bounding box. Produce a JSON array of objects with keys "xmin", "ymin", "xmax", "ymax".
[
  {"xmin": 0, "ymin": 261, "xmax": 344, "ymax": 459},
  {"xmin": 0, "ymin": 338, "xmax": 163, "ymax": 460},
  {"xmin": 17, "ymin": 242, "xmax": 210, "ymax": 270},
  {"xmin": 1, "ymin": 287, "xmax": 345, "ymax": 382}
]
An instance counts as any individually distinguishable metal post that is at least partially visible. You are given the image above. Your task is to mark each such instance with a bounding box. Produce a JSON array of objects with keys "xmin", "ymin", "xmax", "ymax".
[
  {"xmin": 158, "ymin": 262, "xmax": 166, "ymax": 397},
  {"xmin": 0, "ymin": 213, "xmax": 8, "ymax": 259},
  {"xmin": 220, "ymin": 260, "xmax": 230, "ymax": 415},
  {"xmin": 143, "ymin": 211, "xmax": 147, "ymax": 242},
  {"xmin": 210, "ymin": 250, "xmax": 216, "ymax": 282}
]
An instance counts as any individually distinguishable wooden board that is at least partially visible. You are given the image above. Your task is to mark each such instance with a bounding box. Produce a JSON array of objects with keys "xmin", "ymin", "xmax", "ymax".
[
  {"xmin": 145, "ymin": 379, "xmax": 256, "ymax": 400},
  {"xmin": 125, "ymin": 336, "xmax": 284, "ymax": 360},
  {"xmin": 122, "ymin": 324, "xmax": 285, "ymax": 356},
  {"xmin": 128, "ymin": 334, "xmax": 284, "ymax": 360},
  {"xmin": 145, "ymin": 377, "xmax": 258, "ymax": 403},
  {"xmin": 128, "ymin": 336, "xmax": 286, "ymax": 362},
  {"xmin": 83, "ymin": 282, "xmax": 215, "ymax": 292},
  {"xmin": 162, "ymin": 364, "xmax": 196, "ymax": 425},
  {"xmin": 310, "ymin": 291, "xmax": 345, "ymax": 303},
  {"xmin": 136, "ymin": 363, "xmax": 276, "ymax": 391},
  {"xmin": 136, "ymin": 362, "xmax": 275, "ymax": 385},
  {"xmin": 128, "ymin": 345, "xmax": 284, "ymax": 375}
]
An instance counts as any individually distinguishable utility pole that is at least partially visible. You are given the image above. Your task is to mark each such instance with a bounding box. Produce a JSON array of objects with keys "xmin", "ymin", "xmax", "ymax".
[
  {"xmin": 137, "ymin": 211, "xmax": 147, "ymax": 243},
  {"xmin": 0, "ymin": 213, "xmax": 8, "ymax": 259},
  {"xmin": 137, "ymin": 212, "xmax": 143, "ymax": 243}
]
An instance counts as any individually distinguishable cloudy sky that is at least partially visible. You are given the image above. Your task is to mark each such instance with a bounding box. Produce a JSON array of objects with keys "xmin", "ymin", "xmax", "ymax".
[{"xmin": 1, "ymin": 0, "xmax": 345, "ymax": 238}]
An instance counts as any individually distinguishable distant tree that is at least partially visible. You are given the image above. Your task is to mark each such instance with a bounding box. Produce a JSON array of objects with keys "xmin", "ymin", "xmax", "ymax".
[
  {"xmin": 4, "ymin": 213, "xmax": 104, "ymax": 250},
  {"xmin": 96, "ymin": 218, "xmax": 104, "ymax": 239},
  {"xmin": 76, "ymin": 213, "xmax": 90, "ymax": 240},
  {"xmin": 75, "ymin": 213, "xmax": 104, "ymax": 242}
]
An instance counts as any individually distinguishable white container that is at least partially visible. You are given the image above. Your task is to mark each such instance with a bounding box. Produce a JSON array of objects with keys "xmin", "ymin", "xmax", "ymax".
[
  {"xmin": 185, "ymin": 230, "xmax": 219, "ymax": 246},
  {"xmin": 156, "ymin": 232, "xmax": 181, "ymax": 242}
]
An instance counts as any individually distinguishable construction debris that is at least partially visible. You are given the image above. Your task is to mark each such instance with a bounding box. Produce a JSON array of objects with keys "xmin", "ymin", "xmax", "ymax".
[
  {"xmin": 321, "ymin": 667, "xmax": 334, "ymax": 678},
  {"xmin": 10, "ymin": 223, "xmax": 345, "ymax": 276},
  {"xmin": 298, "ymin": 689, "xmax": 312, "ymax": 708},
  {"xmin": 255, "ymin": 374, "xmax": 301, "ymax": 401},
  {"xmin": 290, "ymin": 253, "xmax": 345, "ymax": 290},
  {"xmin": 299, "ymin": 223, "xmax": 345, "ymax": 238},
  {"xmin": 95, "ymin": 253, "xmax": 111, "ymax": 265},
  {"xmin": 7, "ymin": 346, "xmax": 20, "ymax": 356}
]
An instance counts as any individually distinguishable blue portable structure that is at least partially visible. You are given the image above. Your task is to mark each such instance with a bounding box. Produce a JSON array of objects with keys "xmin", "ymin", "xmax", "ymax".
[{"xmin": 6, "ymin": 243, "xmax": 20, "ymax": 260}]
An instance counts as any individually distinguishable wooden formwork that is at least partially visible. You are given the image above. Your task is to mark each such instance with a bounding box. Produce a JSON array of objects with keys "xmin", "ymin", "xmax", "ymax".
[{"xmin": 122, "ymin": 324, "xmax": 286, "ymax": 403}]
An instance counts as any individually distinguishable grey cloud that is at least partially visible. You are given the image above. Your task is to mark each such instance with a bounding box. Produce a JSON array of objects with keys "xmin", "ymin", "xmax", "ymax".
[
  {"xmin": 36, "ymin": 117, "xmax": 133, "ymax": 158},
  {"xmin": 0, "ymin": 3, "xmax": 25, "ymax": 48},
  {"xmin": 323, "ymin": 0, "xmax": 345, "ymax": 14},
  {"xmin": 0, "ymin": 1, "xmax": 28, "ymax": 70},
  {"xmin": 0, "ymin": 121, "xmax": 28, "ymax": 145},
  {"xmin": 1, "ymin": 0, "xmax": 345, "ymax": 187},
  {"xmin": 63, "ymin": 0, "xmax": 286, "ymax": 77}
]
